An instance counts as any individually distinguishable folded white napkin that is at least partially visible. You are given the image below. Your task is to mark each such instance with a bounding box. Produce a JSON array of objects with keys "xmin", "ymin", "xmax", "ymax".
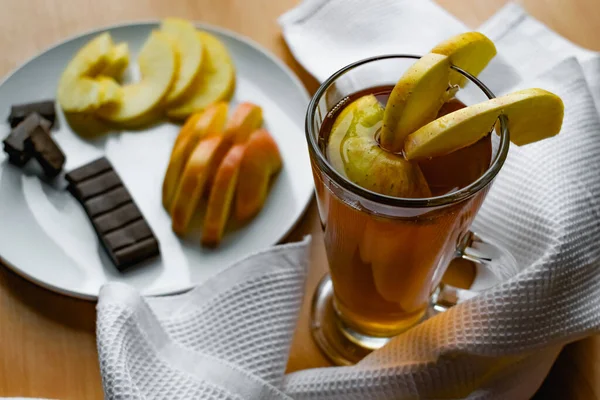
[
  {"xmin": 97, "ymin": 238, "xmax": 310, "ymax": 399},
  {"xmin": 95, "ymin": 2, "xmax": 600, "ymax": 399}
]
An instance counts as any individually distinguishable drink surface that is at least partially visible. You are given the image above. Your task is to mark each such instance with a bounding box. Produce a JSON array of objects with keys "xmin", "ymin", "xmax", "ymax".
[
  {"xmin": 319, "ymin": 85, "xmax": 492, "ymax": 197},
  {"xmin": 314, "ymin": 86, "xmax": 492, "ymax": 336}
]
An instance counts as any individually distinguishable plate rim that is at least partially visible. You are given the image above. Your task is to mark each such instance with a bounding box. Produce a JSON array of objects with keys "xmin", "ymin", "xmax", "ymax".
[{"xmin": 0, "ymin": 20, "xmax": 314, "ymax": 301}]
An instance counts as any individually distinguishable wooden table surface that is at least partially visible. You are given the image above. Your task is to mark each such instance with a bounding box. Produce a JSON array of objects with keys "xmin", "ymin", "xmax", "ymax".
[{"xmin": 1, "ymin": 0, "xmax": 599, "ymax": 398}]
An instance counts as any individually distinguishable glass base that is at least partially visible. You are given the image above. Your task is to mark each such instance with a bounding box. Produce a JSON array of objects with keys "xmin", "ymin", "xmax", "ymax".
[{"xmin": 311, "ymin": 274, "xmax": 428, "ymax": 365}]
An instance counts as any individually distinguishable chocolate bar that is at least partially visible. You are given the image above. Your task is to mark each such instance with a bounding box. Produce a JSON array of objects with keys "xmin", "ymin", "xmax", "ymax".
[
  {"xmin": 2, "ymin": 113, "xmax": 51, "ymax": 166},
  {"xmin": 25, "ymin": 125, "xmax": 65, "ymax": 177},
  {"xmin": 66, "ymin": 157, "xmax": 160, "ymax": 271},
  {"xmin": 8, "ymin": 100, "xmax": 56, "ymax": 128}
]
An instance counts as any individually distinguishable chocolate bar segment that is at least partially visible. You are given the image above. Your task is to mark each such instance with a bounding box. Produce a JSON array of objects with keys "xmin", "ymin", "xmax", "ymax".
[
  {"xmin": 2, "ymin": 113, "xmax": 51, "ymax": 166},
  {"xmin": 104, "ymin": 220, "xmax": 154, "ymax": 251},
  {"xmin": 25, "ymin": 125, "xmax": 65, "ymax": 177},
  {"xmin": 113, "ymin": 238, "xmax": 160, "ymax": 268},
  {"xmin": 66, "ymin": 157, "xmax": 160, "ymax": 271},
  {"xmin": 65, "ymin": 157, "xmax": 112, "ymax": 185},
  {"xmin": 94, "ymin": 203, "xmax": 142, "ymax": 234},
  {"xmin": 84, "ymin": 186, "xmax": 131, "ymax": 217},
  {"xmin": 70, "ymin": 170, "xmax": 122, "ymax": 200},
  {"xmin": 8, "ymin": 100, "xmax": 56, "ymax": 128}
]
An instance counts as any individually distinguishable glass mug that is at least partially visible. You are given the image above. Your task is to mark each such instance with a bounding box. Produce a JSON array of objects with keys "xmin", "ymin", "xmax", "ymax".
[{"xmin": 305, "ymin": 55, "xmax": 518, "ymax": 365}]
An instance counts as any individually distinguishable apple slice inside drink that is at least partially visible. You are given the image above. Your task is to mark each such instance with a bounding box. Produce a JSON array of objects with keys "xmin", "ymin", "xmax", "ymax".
[{"xmin": 327, "ymin": 94, "xmax": 431, "ymax": 198}]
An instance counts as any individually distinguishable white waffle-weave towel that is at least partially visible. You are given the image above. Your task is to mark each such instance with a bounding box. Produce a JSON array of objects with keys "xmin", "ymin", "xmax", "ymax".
[{"xmin": 96, "ymin": 2, "xmax": 600, "ymax": 399}]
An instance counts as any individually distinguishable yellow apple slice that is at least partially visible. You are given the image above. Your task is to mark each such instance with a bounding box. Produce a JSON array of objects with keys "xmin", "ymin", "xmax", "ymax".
[
  {"xmin": 202, "ymin": 117, "xmax": 271, "ymax": 246},
  {"xmin": 99, "ymin": 42, "xmax": 130, "ymax": 79},
  {"xmin": 175, "ymin": 101, "xmax": 229, "ymax": 149},
  {"xmin": 203, "ymin": 102, "xmax": 263, "ymax": 196},
  {"xmin": 328, "ymin": 94, "xmax": 431, "ymax": 198},
  {"xmin": 57, "ymin": 33, "xmax": 120, "ymax": 113},
  {"xmin": 162, "ymin": 102, "xmax": 228, "ymax": 210},
  {"xmin": 161, "ymin": 18, "xmax": 204, "ymax": 104},
  {"xmin": 360, "ymin": 218, "xmax": 423, "ymax": 308},
  {"xmin": 95, "ymin": 76, "xmax": 123, "ymax": 105},
  {"xmin": 379, "ymin": 53, "xmax": 451, "ymax": 153},
  {"xmin": 166, "ymin": 31, "xmax": 235, "ymax": 119},
  {"xmin": 174, "ymin": 112, "xmax": 203, "ymax": 147},
  {"xmin": 404, "ymin": 88, "xmax": 564, "ymax": 160},
  {"xmin": 97, "ymin": 31, "xmax": 177, "ymax": 123},
  {"xmin": 431, "ymin": 32, "xmax": 497, "ymax": 88}
]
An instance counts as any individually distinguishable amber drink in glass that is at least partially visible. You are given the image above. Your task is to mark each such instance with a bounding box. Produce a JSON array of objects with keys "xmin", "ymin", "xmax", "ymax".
[{"xmin": 306, "ymin": 55, "xmax": 511, "ymax": 364}]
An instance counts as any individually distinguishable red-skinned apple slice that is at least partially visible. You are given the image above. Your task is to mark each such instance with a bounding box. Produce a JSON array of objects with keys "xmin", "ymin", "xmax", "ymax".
[
  {"xmin": 162, "ymin": 102, "xmax": 228, "ymax": 209},
  {"xmin": 202, "ymin": 144, "xmax": 246, "ymax": 246},
  {"xmin": 235, "ymin": 129, "xmax": 282, "ymax": 221},
  {"xmin": 170, "ymin": 134, "xmax": 229, "ymax": 235}
]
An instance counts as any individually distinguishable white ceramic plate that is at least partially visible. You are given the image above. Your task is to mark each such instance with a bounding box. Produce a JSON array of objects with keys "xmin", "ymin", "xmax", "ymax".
[{"xmin": 0, "ymin": 22, "xmax": 313, "ymax": 300}]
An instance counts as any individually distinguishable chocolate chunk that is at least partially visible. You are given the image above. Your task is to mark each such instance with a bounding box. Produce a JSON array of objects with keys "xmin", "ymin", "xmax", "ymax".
[
  {"xmin": 66, "ymin": 157, "xmax": 161, "ymax": 271},
  {"xmin": 103, "ymin": 220, "xmax": 154, "ymax": 251},
  {"xmin": 8, "ymin": 100, "xmax": 56, "ymax": 128},
  {"xmin": 25, "ymin": 125, "xmax": 65, "ymax": 177},
  {"xmin": 70, "ymin": 170, "xmax": 122, "ymax": 200},
  {"xmin": 94, "ymin": 203, "xmax": 142, "ymax": 234},
  {"xmin": 2, "ymin": 113, "xmax": 51, "ymax": 166},
  {"xmin": 112, "ymin": 237, "xmax": 160, "ymax": 270},
  {"xmin": 65, "ymin": 157, "xmax": 112, "ymax": 185},
  {"xmin": 83, "ymin": 186, "xmax": 131, "ymax": 217}
]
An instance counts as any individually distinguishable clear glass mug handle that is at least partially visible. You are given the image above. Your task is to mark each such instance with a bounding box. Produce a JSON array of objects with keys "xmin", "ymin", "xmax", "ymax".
[{"xmin": 431, "ymin": 231, "xmax": 519, "ymax": 313}]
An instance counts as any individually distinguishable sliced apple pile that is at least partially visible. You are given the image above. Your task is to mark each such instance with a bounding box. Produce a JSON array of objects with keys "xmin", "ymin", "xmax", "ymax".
[
  {"xmin": 165, "ymin": 103, "xmax": 281, "ymax": 246},
  {"xmin": 327, "ymin": 31, "xmax": 564, "ymax": 199},
  {"xmin": 58, "ymin": 18, "xmax": 236, "ymax": 128}
]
